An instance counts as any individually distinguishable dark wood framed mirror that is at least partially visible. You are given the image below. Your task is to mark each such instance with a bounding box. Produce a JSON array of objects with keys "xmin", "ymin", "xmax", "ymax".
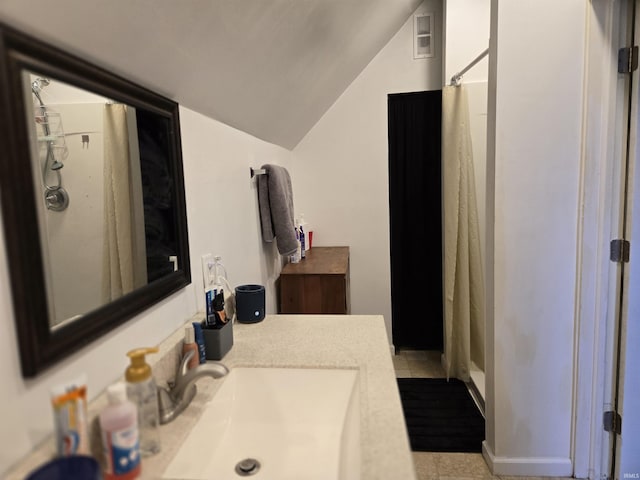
[{"xmin": 0, "ymin": 24, "xmax": 191, "ymax": 377}]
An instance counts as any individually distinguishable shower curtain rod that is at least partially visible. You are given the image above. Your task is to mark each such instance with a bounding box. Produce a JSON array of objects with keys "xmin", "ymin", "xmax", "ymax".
[{"xmin": 450, "ymin": 47, "xmax": 489, "ymax": 86}]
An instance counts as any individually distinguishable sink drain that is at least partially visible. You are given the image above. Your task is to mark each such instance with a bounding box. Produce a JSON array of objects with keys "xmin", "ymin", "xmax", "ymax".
[{"xmin": 235, "ymin": 458, "xmax": 261, "ymax": 476}]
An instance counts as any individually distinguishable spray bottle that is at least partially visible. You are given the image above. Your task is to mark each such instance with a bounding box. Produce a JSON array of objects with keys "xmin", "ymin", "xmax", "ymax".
[
  {"xmin": 212, "ymin": 256, "xmax": 228, "ymax": 324},
  {"xmin": 204, "ymin": 256, "xmax": 232, "ymax": 326}
]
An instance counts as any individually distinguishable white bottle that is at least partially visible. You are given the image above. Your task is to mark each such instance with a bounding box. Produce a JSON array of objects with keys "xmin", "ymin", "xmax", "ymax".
[
  {"xmin": 125, "ymin": 348, "xmax": 161, "ymax": 457},
  {"xmin": 299, "ymin": 214, "xmax": 309, "ymax": 252},
  {"xmin": 100, "ymin": 383, "xmax": 141, "ymax": 480},
  {"xmin": 299, "ymin": 225, "xmax": 306, "ymax": 259},
  {"xmin": 289, "ymin": 227, "xmax": 302, "ymax": 263}
]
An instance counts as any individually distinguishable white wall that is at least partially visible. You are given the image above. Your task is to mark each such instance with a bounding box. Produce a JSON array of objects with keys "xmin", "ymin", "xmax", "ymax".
[
  {"xmin": 444, "ymin": 0, "xmax": 490, "ymax": 300},
  {"xmin": 444, "ymin": 0, "xmax": 491, "ymax": 84},
  {"xmin": 483, "ymin": 0, "xmax": 586, "ymax": 475},
  {"xmin": 0, "ymin": 104, "xmax": 291, "ymax": 475},
  {"xmin": 292, "ymin": 0, "xmax": 442, "ymax": 342},
  {"xmin": 179, "ymin": 108, "xmax": 293, "ymax": 315}
]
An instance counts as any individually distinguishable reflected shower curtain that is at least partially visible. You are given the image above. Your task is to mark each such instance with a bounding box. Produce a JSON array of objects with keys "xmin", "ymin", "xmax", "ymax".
[
  {"xmin": 442, "ymin": 85, "xmax": 485, "ymax": 381},
  {"xmin": 102, "ymin": 104, "xmax": 136, "ymax": 302}
]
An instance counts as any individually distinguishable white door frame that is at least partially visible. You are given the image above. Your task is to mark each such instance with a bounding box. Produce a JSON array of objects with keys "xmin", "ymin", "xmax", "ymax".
[{"xmin": 573, "ymin": 1, "xmax": 630, "ymax": 478}]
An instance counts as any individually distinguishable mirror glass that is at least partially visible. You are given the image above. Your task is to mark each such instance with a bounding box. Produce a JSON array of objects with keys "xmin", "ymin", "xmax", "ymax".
[
  {"xmin": 23, "ymin": 73, "xmax": 181, "ymax": 329},
  {"xmin": 0, "ymin": 24, "xmax": 191, "ymax": 377}
]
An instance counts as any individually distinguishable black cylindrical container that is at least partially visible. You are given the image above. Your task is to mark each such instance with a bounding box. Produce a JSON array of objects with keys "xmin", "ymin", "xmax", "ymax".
[{"xmin": 235, "ymin": 284, "xmax": 266, "ymax": 323}]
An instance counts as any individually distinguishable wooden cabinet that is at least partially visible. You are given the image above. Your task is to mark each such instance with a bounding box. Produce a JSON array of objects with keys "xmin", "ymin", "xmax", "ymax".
[{"xmin": 279, "ymin": 246, "xmax": 350, "ymax": 314}]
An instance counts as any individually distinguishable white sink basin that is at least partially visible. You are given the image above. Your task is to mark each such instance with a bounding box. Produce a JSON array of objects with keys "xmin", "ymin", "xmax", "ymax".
[{"xmin": 162, "ymin": 367, "xmax": 360, "ymax": 480}]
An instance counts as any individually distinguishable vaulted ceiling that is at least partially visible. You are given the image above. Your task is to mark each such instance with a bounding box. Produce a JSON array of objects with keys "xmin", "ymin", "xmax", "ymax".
[{"xmin": 0, "ymin": 0, "xmax": 422, "ymax": 149}]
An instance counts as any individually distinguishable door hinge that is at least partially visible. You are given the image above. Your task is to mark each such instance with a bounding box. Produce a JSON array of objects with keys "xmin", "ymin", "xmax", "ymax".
[
  {"xmin": 603, "ymin": 410, "xmax": 622, "ymax": 435},
  {"xmin": 618, "ymin": 46, "xmax": 639, "ymax": 73},
  {"xmin": 610, "ymin": 239, "xmax": 630, "ymax": 263}
]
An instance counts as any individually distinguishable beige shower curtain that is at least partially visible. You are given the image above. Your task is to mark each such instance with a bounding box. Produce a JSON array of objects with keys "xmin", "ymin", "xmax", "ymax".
[
  {"xmin": 442, "ymin": 85, "xmax": 485, "ymax": 382},
  {"xmin": 102, "ymin": 104, "xmax": 141, "ymax": 301}
]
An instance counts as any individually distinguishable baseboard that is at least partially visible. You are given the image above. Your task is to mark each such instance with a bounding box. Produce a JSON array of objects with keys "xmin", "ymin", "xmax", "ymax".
[
  {"xmin": 390, "ymin": 344, "xmax": 396, "ymax": 356},
  {"xmin": 482, "ymin": 441, "xmax": 573, "ymax": 477}
]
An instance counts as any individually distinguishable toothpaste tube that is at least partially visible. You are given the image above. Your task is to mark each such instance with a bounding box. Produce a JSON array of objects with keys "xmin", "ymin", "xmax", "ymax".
[
  {"xmin": 205, "ymin": 286, "xmax": 216, "ymax": 327},
  {"xmin": 50, "ymin": 375, "xmax": 89, "ymax": 456},
  {"xmin": 192, "ymin": 321, "xmax": 207, "ymax": 364},
  {"xmin": 206, "ymin": 286, "xmax": 226, "ymax": 327}
]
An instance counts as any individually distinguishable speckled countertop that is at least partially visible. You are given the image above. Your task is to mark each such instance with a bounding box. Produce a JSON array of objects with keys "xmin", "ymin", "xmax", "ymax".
[{"xmin": 8, "ymin": 314, "xmax": 417, "ymax": 480}]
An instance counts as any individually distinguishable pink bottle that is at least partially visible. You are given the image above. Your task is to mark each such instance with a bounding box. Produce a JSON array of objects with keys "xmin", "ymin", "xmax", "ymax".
[{"xmin": 100, "ymin": 383, "xmax": 141, "ymax": 480}]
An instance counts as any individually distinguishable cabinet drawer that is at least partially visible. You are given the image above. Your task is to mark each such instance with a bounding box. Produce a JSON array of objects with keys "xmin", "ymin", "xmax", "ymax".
[
  {"xmin": 280, "ymin": 274, "xmax": 347, "ymax": 314},
  {"xmin": 278, "ymin": 246, "xmax": 350, "ymax": 314}
]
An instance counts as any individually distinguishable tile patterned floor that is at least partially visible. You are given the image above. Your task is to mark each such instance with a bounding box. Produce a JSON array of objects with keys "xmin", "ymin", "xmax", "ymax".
[{"xmin": 394, "ymin": 350, "xmax": 571, "ymax": 480}]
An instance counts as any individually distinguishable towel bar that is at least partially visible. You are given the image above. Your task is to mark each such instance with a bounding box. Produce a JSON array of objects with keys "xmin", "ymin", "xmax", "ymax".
[{"xmin": 250, "ymin": 167, "xmax": 266, "ymax": 178}]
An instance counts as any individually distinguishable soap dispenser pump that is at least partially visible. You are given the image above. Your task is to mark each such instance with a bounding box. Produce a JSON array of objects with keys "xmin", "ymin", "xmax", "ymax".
[{"xmin": 126, "ymin": 347, "xmax": 161, "ymax": 457}]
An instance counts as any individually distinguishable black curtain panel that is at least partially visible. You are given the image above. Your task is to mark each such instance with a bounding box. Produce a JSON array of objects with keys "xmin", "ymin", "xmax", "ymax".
[{"xmin": 388, "ymin": 90, "xmax": 443, "ymax": 350}]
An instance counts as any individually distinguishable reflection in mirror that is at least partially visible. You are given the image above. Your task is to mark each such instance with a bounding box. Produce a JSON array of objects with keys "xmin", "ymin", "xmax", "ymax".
[
  {"xmin": 0, "ymin": 24, "xmax": 190, "ymax": 377},
  {"xmin": 22, "ymin": 75, "xmax": 181, "ymax": 329}
]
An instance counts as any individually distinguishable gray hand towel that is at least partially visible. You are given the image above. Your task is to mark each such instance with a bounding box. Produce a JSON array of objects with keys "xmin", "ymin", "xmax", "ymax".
[{"xmin": 257, "ymin": 164, "xmax": 298, "ymax": 256}]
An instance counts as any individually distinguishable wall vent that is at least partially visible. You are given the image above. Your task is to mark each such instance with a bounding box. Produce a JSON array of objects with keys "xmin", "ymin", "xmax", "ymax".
[{"xmin": 414, "ymin": 13, "xmax": 434, "ymax": 59}]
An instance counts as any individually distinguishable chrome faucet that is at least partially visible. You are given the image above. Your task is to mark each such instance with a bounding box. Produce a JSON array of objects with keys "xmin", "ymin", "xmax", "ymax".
[{"xmin": 158, "ymin": 350, "xmax": 229, "ymax": 424}]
